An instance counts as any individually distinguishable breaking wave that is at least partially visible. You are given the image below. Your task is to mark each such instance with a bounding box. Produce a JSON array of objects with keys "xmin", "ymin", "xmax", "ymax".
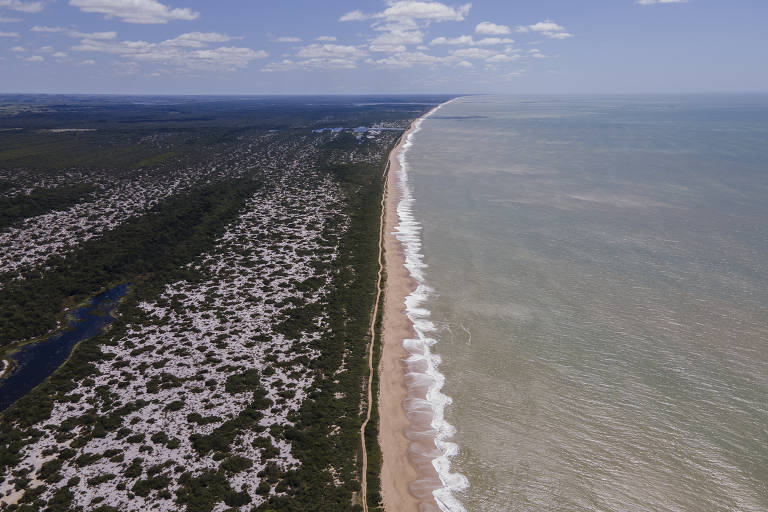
[{"xmin": 393, "ymin": 99, "xmax": 469, "ymax": 512}]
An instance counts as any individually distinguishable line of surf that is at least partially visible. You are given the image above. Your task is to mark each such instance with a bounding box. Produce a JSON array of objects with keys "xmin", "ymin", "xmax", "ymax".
[{"xmin": 393, "ymin": 98, "xmax": 469, "ymax": 512}]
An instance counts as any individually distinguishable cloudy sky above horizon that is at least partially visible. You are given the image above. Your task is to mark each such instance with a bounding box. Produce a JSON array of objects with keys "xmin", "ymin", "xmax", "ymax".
[{"xmin": 0, "ymin": 0, "xmax": 765, "ymax": 95}]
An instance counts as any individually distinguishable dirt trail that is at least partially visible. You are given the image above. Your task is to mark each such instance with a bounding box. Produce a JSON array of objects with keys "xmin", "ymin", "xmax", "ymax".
[{"xmin": 360, "ymin": 153, "xmax": 390, "ymax": 512}]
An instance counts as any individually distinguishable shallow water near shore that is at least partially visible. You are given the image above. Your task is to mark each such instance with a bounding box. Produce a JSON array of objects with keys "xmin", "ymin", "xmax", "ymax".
[
  {"xmin": 0, "ymin": 283, "xmax": 129, "ymax": 412},
  {"xmin": 404, "ymin": 95, "xmax": 768, "ymax": 511}
]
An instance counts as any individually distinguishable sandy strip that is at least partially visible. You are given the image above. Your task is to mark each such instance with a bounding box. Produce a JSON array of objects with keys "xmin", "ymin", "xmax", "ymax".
[{"xmin": 379, "ymin": 118, "xmax": 441, "ymax": 512}]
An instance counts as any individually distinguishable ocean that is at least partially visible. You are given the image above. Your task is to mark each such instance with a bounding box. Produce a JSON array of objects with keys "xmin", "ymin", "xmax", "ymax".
[{"xmin": 396, "ymin": 95, "xmax": 768, "ymax": 511}]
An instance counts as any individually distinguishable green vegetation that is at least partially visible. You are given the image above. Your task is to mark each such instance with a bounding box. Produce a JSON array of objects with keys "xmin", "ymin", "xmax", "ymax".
[
  {"xmin": 0, "ymin": 178, "xmax": 261, "ymax": 347},
  {"xmin": 256, "ymin": 139, "xmax": 390, "ymax": 511},
  {"xmin": 0, "ymin": 184, "xmax": 94, "ymax": 230},
  {"xmin": 0, "ymin": 95, "xmax": 447, "ymax": 511}
]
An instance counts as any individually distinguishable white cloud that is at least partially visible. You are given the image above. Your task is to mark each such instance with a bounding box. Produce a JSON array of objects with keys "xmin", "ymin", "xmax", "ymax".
[
  {"xmin": 0, "ymin": 30, "xmax": 19, "ymax": 37},
  {"xmin": 264, "ymin": 43, "xmax": 369, "ymax": 71},
  {"xmin": 486, "ymin": 53, "xmax": 518, "ymax": 63},
  {"xmin": 636, "ymin": 0, "xmax": 687, "ymax": 4},
  {"xmin": 450, "ymin": 47, "xmax": 496, "ymax": 60},
  {"xmin": 24, "ymin": 55, "xmax": 43, "ymax": 62},
  {"xmin": 72, "ymin": 33, "xmax": 267, "ymax": 71},
  {"xmin": 529, "ymin": 48, "xmax": 550, "ymax": 58},
  {"xmin": 296, "ymin": 44, "xmax": 365, "ymax": 59},
  {"xmin": 0, "ymin": 0, "xmax": 42, "ymax": 13},
  {"xmin": 431, "ymin": 35, "xmax": 514, "ymax": 46},
  {"xmin": 430, "ymin": 35, "xmax": 473, "ymax": 45},
  {"xmin": 475, "ymin": 21, "xmax": 510, "ymax": 35},
  {"xmin": 0, "ymin": 16, "xmax": 22, "ymax": 22},
  {"xmin": 52, "ymin": 51, "xmax": 67, "ymax": 58},
  {"xmin": 316, "ymin": 35, "xmax": 336, "ymax": 42},
  {"xmin": 163, "ymin": 32, "xmax": 237, "ymax": 47},
  {"xmin": 339, "ymin": 9, "xmax": 366, "ymax": 22},
  {"xmin": 69, "ymin": 0, "xmax": 199, "ymax": 24},
  {"xmin": 296, "ymin": 43, "xmax": 367, "ymax": 67},
  {"xmin": 371, "ymin": 50, "xmax": 447, "ymax": 68},
  {"xmin": 524, "ymin": 21, "xmax": 564, "ymax": 32},
  {"xmin": 30, "ymin": 25, "xmax": 67, "ymax": 32},
  {"xmin": 10, "ymin": 45, "xmax": 24, "ymax": 51},
  {"xmin": 517, "ymin": 20, "xmax": 572, "ymax": 39},
  {"xmin": 38, "ymin": 45, "xmax": 53, "ymax": 52},
  {"xmin": 376, "ymin": 1, "xmax": 471, "ymax": 22},
  {"xmin": 77, "ymin": 59, "xmax": 95, "ymax": 65},
  {"xmin": 343, "ymin": 2, "xmax": 471, "ymax": 56},
  {"xmin": 476, "ymin": 37, "xmax": 515, "ymax": 45},
  {"xmin": 275, "ymin": 36, "xmax": 301, "ymax": 43},
  {"xmin": 342, "ymin": 1, "xmax": 470, "ymax": 23},
  {"xmin": 70, "ymin": 30, "xmax": 117, "ymax": 40},
  {"xmin": 31, "ymin": 26, "xmax": 118, "ymax": 39},
  {"xmin": 369, "ymin": 28, "xmax": 423, "ymax": 52}
]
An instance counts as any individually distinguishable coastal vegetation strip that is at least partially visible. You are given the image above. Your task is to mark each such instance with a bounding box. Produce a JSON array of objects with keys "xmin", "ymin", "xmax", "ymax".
[{"xmin": 359, "ymin": 149, "xmax": 390, "ymax": 512}]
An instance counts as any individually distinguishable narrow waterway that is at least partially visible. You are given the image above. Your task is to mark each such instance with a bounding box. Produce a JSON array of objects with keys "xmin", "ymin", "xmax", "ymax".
[{"xmin": 0, "ymin": 283, "xmax": 129, "ymax": 412}]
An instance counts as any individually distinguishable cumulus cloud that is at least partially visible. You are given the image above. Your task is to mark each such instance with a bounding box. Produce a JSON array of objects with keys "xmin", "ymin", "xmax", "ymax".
[
  {"xmin": 339, "ymin": 9, "xmax": 366, "ymax": 22},
  {"xmin": 369, "ymin": 44, "xmax": 518, "ymax": 69},
  {"xmin": 275, "ymin": 36, "xmax": 301, "ymax": 43},
  {"xmin": 29, "ymin": 25, "xmax": 65, "ymax": 32},
  {"xmin": 431, "ymin": 35, "xmax": 514, "ymax": 46},
  {"xmin": 264, "ymin": 43, "xmax": 368, "ymax": 71},
  {"xmin": 71, "ymin": 30, "xmax": 117, "ymax": 40},
  {"xmin": 370, "ymin": 50, "xmax": 448, "ymax": 68},
  {"xmin": 341, "ymin": 1, "xmax": 471, "ymax": 23},
  {"xmin": 0, "ymin": 0, "xmax": 42, "ymax": 13},
  {"xmin": 528, "ymin": 48, "xmax": 550, "ymax": 58},
  {"xmin": 69, "ymin": 0, "xmax": 199, "ymax": 24},
  {"xmin": 369, "ymin": 27, "xmax": 423, "ymax": 52},
  {"xmin": 485, "ymin": 53, "xmax": 518, "ymax": 63},
  {"xmin": 450, "ymin": 47, "xmax": 496, "ymax": 60},
  {"xmin": 163, "ymin": 32, "xmax": 238, "ymax": 47},
  {"xmin": 0, "ymin": 16, "xmax": 22, "ymax": 22},
  {"xmin": 341, "ymin": 1, "xmax": 471, "ymax": 56},
  {"xmin": 31, "ymin": 26, "xmax": 117, "ymax": 39},
  {"xmin": 475, "ymin": 21, "xmax": 510, "ymax": 35},
  {"xmin": 316, "ymin": 36, "xmax": 336, "ymax": 42},
  {"xmin": 636, "ymin": 0, "xmax": 687, "ymax": 4},
  {"xmin": 72, "ymin": 32, "xmax": 267, "ymax": 71},
  {"xmin": 430, "ymin": 35, "xmax": 473, "ymax": 45},
  {"xmin": 296, "ymin": 44, "xmax": 365, "ymax": 59},
  {"xmin": 297, "ymin": 43, "xmax": 367, "ymax": 67},
  {"xmin": 476, "ymin": 37, "xmax": 515, "ymax": 45},
  {"xmin": 517, "ymin": 20, "xmax": 572, "ymax": 39},
  {"xmin": 0, "ymin": 30, "xmax": 19, "ymax": 37},
  {"xmin": 24, "ymin": 55, "xmax": 43, "ymax": 62}
]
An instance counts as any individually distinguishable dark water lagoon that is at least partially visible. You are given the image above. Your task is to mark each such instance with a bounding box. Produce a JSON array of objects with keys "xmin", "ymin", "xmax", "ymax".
[{"xmin": 0, "ymin": 283, "xmax": 129, "ymax": 412}]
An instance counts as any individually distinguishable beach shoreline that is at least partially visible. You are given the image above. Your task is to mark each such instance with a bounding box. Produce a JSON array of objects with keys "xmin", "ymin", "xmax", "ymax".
[{"xmin": 379, "ymin": 103, "xmax": 451, "ymax": 512}]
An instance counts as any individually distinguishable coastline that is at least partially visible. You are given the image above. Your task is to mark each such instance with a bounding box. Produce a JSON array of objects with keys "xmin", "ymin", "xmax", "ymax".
[{"xmin": 379, "ymin": 100, "xmax": 456, "ymax": 512}]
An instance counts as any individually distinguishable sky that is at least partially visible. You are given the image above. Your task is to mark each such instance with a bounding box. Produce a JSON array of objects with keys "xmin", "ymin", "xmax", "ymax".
[{"xmin": 0, "ymin": 0, "xmax": 766, "ymax": 95}]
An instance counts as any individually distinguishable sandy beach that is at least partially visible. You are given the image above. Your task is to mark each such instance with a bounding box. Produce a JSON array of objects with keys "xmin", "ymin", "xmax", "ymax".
[{"xmin": 379, "ymin": 117, "xmax": 442, "ymax": 512}]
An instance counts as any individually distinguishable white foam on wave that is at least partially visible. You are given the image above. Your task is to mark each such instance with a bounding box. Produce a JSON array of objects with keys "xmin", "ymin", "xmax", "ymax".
[{"xmin": 393, "ymin": 99, "xmax": 469, "ymax": 512}]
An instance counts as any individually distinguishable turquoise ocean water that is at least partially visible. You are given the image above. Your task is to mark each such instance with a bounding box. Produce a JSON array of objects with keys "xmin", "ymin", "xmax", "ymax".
[{"xmin": 398, "ymin": 95, "xmax": 768, "ymax": 511}]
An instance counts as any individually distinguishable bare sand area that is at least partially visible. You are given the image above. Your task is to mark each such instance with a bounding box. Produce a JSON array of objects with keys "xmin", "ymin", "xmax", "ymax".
[{"xmin": 379, "ymin": 119, "xmax": 442, "ymax": 512}]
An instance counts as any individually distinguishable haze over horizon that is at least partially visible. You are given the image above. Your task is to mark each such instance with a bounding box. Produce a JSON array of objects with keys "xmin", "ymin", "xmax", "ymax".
[{"xmin": 1, "ymin": 0, "xmax": 766, "ymax": 96}]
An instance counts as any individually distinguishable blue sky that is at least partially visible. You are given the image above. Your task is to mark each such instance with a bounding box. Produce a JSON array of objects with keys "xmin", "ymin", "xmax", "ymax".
[{"xmin": 0, "ymin": 0, "xmax": 765, "ymax": 94}]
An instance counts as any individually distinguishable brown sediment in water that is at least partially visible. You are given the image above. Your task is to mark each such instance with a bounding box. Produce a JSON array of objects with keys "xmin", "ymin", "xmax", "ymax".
[{"xmin": 379, "ymin": 115, "xmax": 442, "ymax": 512}]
